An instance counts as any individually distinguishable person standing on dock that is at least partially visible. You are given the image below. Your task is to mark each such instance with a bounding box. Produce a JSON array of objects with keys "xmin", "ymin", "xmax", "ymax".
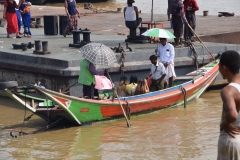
[
  {"xmin": 63, "ymin": 0, "xmax": 80, "ymax": 37},
  {"xmin": 15, "ymin": 0, "xmax": 22, "ymax": 35},
  {"xmin": 183, "ymin": 0, "xmax": 199, "ymax": 42},
  {"xmin": 171, "ymin": 0, "xmax": 188, "ymax": 47},
  {"xmin": 19, "ymin": 1, "xmax": 32, "ymax": 38},
  {"xmin": 167, "ymin": 0, "xmax": 174, "ymax": 21},
  {"xmin": 155, "ymin": 38, "xmax": 176, "ymax": 88},
  {"xmin": 3, "ymin": 0, "xmax": 22, "ymax": 38},
  {"xmin": 217, "ymin": 50, "xmax": 240, "ymax": 159}
]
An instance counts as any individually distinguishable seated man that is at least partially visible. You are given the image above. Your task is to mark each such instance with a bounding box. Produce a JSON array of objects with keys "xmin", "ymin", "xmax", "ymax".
[
  {"xmin": 148, "ymin": 55, "xmax": 166, "ymax": 92},
  {"xmin": 124, "ymin": 0, "xmax": 142, "ymax": 38}
]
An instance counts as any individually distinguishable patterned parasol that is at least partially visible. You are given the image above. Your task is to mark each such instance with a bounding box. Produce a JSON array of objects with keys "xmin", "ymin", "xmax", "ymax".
[{"xmin": 80, "ymin": 43, "xmax": 117, "ymax": 66}]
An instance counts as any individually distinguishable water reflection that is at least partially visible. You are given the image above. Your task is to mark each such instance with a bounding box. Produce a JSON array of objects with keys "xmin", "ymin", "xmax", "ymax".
[{"xmin": 0, "ymin": 90, "xmax": 221, "ymax": 159}]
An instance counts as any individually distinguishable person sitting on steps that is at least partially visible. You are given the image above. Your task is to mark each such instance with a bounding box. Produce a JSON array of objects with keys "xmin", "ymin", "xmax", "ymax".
[{"xmin": 124, "ymin": 0, "xmax": 142, "ymax": 39}]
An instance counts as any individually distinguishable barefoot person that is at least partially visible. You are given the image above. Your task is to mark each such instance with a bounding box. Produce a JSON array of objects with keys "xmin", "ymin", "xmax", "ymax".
[
  {"xmin": 183, "ymin": 0, "xmax": 199, "ymax": 42},
  {"xmin": 155, "ymin": 38, "xmax": 176, "ymax": 88},
  {"xmin": 171, "ymin": 0, "xmax": 188, "ymax": 47},
  {"xmin": 3, "ymin": 0, "xmax": 22, "ymax": 38},
  {"xmin": 63, "ymin": 0, "xmax": 80, "ymax": 37},
  {"xmin": 217, "ymin": 50, "xmax": 240, "ymax": 159}
]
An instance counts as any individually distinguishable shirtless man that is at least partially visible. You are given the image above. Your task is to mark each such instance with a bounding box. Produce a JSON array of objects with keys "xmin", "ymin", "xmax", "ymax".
[{"xmin": 217, "ymin": 50, "xmax": 240, "ymax": 159}]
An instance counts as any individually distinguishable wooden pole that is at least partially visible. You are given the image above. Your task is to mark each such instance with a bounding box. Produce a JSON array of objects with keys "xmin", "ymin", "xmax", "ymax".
[
  {"xmin": 186, "ymin": 23, "xmax": 215, "ymax": 60},
  {"xmin": 106, "ymin": 72, "xmax": 131, "ymax": 127}
]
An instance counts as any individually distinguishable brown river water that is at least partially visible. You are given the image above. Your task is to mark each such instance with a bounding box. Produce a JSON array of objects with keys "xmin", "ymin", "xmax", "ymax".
[
  {"xmin": 0, "ymin": 90, "xmax": 222, "ymax": 159},
  {"xmin": 47, "ymin": 0, "xmax": 240, "ymax": 16}
]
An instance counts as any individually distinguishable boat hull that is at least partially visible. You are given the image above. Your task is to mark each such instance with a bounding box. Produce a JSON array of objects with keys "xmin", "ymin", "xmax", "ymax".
[
  {"xmin": 1, "ymin": 60, "xmax": 219, "ymax": 125},
  {"xmin": 32, "ymin": 60, "xmax": 219, "ymax": 125}
]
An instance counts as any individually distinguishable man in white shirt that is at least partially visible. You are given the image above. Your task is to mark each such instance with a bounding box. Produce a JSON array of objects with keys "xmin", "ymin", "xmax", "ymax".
[
  {"xmin": 148, "ymin": 55, "xmax": 166, "ymax": 92},
  {"xmin": 155, "ymin": 38, "xmax": 176, "ymax": 88},
  {"xmin": 124, "ymin": 0, "xmax": 142, "ymax": 38}
]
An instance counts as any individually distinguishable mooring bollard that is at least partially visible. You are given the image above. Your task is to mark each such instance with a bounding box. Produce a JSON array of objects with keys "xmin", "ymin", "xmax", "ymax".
[
  {"xmin": 34, "ymin": 40, "xmax": 41, "ymax": 51},
  {"xmin": 72, "ymin": 30, "xmax": 82, "ymax": 44},
  {"xmin": 82, "ymin": 28, "xmax": 91, "ymax": 43},
  {"xmin": 42, "ymin": 41, "xmax": 51, "ymax": 54},
  {"xmin": 139, "ymin": 27, "xmax": 148, "ymax": 40}
]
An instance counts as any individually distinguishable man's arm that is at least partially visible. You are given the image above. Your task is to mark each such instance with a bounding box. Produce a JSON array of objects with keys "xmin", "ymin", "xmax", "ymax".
[
  {"xmin": 134, "ymin": 6, "xmax": 139, "ymax": 19},
  {"xmin": 123, "ymin": 7, "xmax": 126, "ymax": 18},
  {"xmin": 168, "ymin": 44, "xmax": 175, "ymax": 63},
  {"xmin": 74, "ymin": 0, "xmax": 80, "ymax": 18},
  {"xmin": 89, "ymin": 63, "xmax": 105, "ymax": 75},
  {"xmin": 220, "ymin": 87, "xmax": 240, "ymax": 137},
  {"xmin": 178, "ymin": 1, "xmax": 187, "ymax": 23},
  {"xmin": 192, "ymin": 0, "xmax": 199, "ymax": 12},
  {"xmin": 64, "ymin": 0, "xmax": 70, "ymax": 19}
]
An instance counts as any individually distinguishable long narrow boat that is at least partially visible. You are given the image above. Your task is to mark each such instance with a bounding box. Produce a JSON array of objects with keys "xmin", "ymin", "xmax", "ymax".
[{"xmin": 0, "ymin": 60, "xmax": 219, "ymax": 125}]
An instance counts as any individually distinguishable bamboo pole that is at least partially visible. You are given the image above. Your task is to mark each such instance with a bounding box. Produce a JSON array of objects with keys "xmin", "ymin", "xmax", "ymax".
[{"xmin": 186, "ymin": 23, "xmax": 215, "ymax": 60}]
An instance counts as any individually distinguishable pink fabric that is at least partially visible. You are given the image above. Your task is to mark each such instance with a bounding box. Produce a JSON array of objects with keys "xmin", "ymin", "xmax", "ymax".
[{"xmin": 94, "ymin": 75, "xmax": 113, "ymax": 90}]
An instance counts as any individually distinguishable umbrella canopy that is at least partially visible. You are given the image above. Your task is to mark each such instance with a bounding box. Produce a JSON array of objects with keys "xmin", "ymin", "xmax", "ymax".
[
  {"xmin": 80, "ymin": 43, "xmax": 117, "ymax": 66},
  {"xmin": 141, "ymin": 28, "xmax": 176, "ymax": 39}
]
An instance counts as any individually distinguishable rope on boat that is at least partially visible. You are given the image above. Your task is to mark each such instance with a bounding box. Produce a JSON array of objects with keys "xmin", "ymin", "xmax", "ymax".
[
  {"xmin": 10, "ymin": 117, "xmax": 64, "ymax": 138},
  {"xmin": 180, "ymin": 85, "xmax": 187, "ymax": 108},
  {"xmin": 120, "ymin": 49, "xmax": 126, "ymax": 77},
  {"xmin": 125, "ymin": 99, "xmax": 131, "ymax": 120}
]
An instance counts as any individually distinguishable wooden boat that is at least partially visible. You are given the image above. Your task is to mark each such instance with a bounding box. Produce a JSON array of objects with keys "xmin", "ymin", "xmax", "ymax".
[{"xmin": 0, "ymin": 60, "xmax": 219, "ymax": 125}]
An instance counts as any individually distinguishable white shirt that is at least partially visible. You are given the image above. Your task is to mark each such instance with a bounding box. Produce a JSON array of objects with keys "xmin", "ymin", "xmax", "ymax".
[
  {"xmin": 150, "ymin": 61, "xmax": 166, "ymax": 80},
  {"xmin": 157, "ymin": 42, "xmax": 175, "ymax": 63},
  {"xmin": 125, "ymin": 6, "xmax": 136, "ymax": 21}
]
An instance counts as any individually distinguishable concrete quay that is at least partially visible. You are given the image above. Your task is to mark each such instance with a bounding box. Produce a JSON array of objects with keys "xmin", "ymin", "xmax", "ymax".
[{"xmin": 1, "ymin": 7, "xmax": 240, "ymax": 97}]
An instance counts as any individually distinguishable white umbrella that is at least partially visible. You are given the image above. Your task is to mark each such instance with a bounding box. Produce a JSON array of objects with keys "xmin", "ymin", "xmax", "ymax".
[{"xmin": 79, "ymin": 43, "xmax": 117, "ymax": 66}]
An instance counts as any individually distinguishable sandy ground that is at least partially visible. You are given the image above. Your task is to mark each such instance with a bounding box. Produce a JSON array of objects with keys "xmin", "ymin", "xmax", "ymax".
[{"xmin": 1, "ymin": 5, "xmax": 240, "ymax": 36}]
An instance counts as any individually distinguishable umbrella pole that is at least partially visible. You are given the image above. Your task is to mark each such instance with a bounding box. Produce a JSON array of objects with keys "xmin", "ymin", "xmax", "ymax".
[
  {"xmin": 186, "ymin": 23, "xmax": 215, "ymax": 60},
  {"xmin": 151, "ymin": 0, "xmax": 153, "ymax": 22},
  {"xmin": 106, "ymin": 72, "xmax": 131, "ymax": 128}
]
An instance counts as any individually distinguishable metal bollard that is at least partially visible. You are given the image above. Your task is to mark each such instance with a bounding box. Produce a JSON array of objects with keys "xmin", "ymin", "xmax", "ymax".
[
  {"xmin": 82, "ymin": 28, "xmax": 91, "ymax": 43},
  {"xmin": 42, "ymin": 41, "xmax": 48, "ymax": 52},
  {"xmin": 72, "ymin": 30, "xmax": 82, "ymax": 44},
  {"xmin": 34, "ymin": 40, "xmax": 41, "ymax": 51}
]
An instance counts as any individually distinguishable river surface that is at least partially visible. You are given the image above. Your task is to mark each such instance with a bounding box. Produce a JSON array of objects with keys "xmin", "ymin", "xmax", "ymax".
[
  {"xmin": 0, "ymin": 90, "xmax": 222, "ymax": 159},
  {"xmin": 46, "ymin": 0, "xmax": 240, "ymax": 16}
]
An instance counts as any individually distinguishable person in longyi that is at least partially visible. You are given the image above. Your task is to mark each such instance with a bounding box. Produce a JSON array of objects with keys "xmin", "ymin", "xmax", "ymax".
[
  {"xmin": 63, "ymin": 0, "xmax": 80, "ymax": 37},
  {"xmin": 3, "ymin": 0, "xmax": 23, "ymax": 38},
  {"xmin": 171, "ymin": 0, "xmax": 189, "ymax": 47},
  {"xmin": 217, "ymin": 50, "xmax": 240, "ymax": 159},
  {"xmin": 155, "ymin": 38, "xmax": 176, "ymax": 88},
  {"xmin": 183, "ymin": 0, "xmax": 199, "ymax": 42}
]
